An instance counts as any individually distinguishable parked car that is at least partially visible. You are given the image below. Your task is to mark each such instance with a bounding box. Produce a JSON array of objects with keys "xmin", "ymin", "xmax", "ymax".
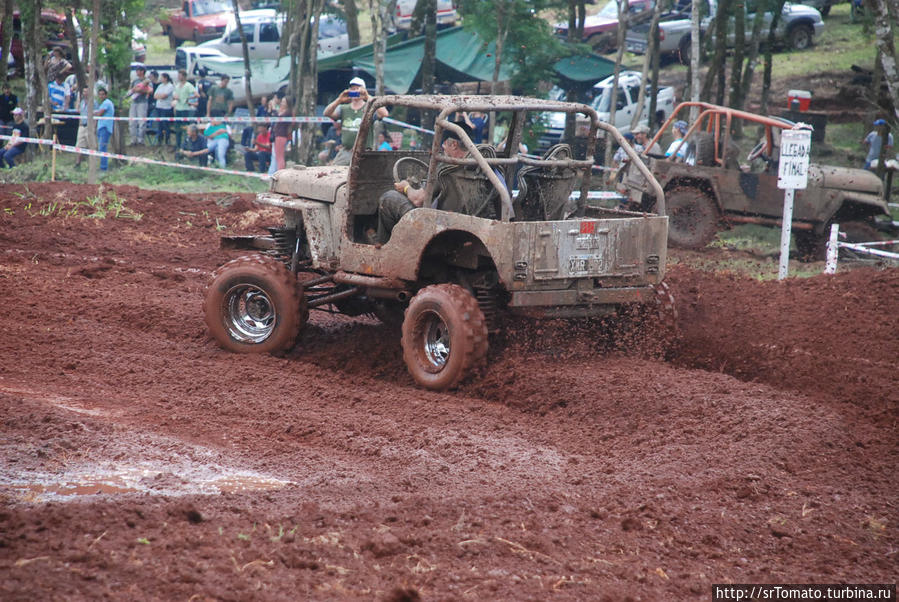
[
  {"xmin": 394, "ymin": 0, "xmax": 458, "ymax": 31},
  {"xmin": 555, "ymin": 0, "xmax": 655, "ymax": 52},
  {"xmin": 625, "ymin": 0, "xmax": 824, "ymax": 64}
]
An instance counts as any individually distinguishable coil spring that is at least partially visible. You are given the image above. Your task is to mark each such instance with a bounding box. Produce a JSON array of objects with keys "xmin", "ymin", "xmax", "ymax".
[
  {"xmin": 267, "ymin": 227, "xmax": 297, "ymax": 262},
  {"xmin": 475, "ymin": 287, "xmax": 499, "ymax": 333}
]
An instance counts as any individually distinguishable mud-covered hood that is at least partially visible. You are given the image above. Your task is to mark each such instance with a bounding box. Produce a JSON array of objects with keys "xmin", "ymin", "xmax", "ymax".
[
  {"xmin": 269, "ymin": 166, "xmax": 348, "ymax": 202},
  {"xmin": 809, "ymin": 164, "xmax": 883, "ymax": 196}
]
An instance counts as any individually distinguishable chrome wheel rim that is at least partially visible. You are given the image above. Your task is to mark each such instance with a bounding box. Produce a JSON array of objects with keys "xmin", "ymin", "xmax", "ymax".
[
  {"xmin": 223, "ymin": 284, "xmax": 276, "ymax": 343},
  {"xmin": 421, "ymin": 310, "xmax": 450, "ymax": 370}
]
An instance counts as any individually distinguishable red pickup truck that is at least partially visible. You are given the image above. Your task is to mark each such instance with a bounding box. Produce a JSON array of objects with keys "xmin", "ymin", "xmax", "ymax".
[{"xmin": 159, "ymin": 0, "xmax": 233, "ymax": 48}]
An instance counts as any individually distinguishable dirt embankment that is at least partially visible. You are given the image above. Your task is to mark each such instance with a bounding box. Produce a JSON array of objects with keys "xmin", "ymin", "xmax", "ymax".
[{"xmin": 0, "ymin": 182, "xmax": 895, "ymax": 600}]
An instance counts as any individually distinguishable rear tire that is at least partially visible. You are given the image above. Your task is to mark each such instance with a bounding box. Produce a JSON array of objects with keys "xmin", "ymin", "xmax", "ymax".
[
  {"xmin": 665, "ymin": 187, "xmax": 719, "ymax": 249},
  {"xmin": 204, "ymin": 255, "xmax": 307, "ymax": 354},
  {"xmin": 401, "ymin": 284, "xmax": 488, "ymax": 391}
]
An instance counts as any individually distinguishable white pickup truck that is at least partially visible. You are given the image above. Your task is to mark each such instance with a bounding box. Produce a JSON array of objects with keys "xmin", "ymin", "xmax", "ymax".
[{"xmin": 538, "ymin": 70, "xmax": 677, "ymax": 152}]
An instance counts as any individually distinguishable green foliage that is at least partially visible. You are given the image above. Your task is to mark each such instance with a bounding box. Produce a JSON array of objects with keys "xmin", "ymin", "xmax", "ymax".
[{"xmin": 458, "ymin": 0, "xmax": 569, "ymax": 93}]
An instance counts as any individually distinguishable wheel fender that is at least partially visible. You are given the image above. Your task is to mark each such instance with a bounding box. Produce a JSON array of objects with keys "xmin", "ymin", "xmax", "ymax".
[{"xmin": 416, "ymin": 229, "xmax": 496, "ymax": 281}]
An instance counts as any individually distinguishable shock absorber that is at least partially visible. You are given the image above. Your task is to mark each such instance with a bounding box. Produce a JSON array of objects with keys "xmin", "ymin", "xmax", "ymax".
[{"xmin": 475, "ymin": 287, "xmax": 499, "ymax": 334}]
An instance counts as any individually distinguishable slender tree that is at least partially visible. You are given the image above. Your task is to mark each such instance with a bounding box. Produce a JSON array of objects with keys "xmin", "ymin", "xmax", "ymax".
[
  {"xmin": 701, "ymin": 0, "xmax": 731, "ymax": 103},
  {"xmin": 603, "ymin": 0, "xmax": 629, "ymax": 168},
  {"xmin": 869, "ymin": 0, "xmax": 899, "ymax": 121},
  {"xmin": 231, "ymin": 0, "xmax": 255, "ymax": 114},
  {"xmin": 88, "ymin": 0, "xmax": 100, "ymax": 184},
  {"xmin": 369, "ymin": 0, "xmax": 398, "ymax": 96},
  {"xmin": 63, "ymin": 5, "xmax": 86, "ymax": 95},
  {"xmin": 632, "ymin": 0, "xmax": 666, "ymax": 131},
  {"xmin": 758, "ymin": 0, "xmax": 787, "ymax": 116},
  {"xmin": 285, "ymin": 0, "xmax": 324, "ymax": 164},
  {"xmin": 0, "ymin": 0, "xmax": 12, "ymax": 83},
  {"xmin": 344, "ymin": 0, "xmax": 361, "ymax": 47}
]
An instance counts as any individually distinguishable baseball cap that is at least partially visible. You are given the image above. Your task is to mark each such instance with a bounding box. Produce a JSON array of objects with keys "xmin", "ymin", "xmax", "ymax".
[
  {"xmin": 12, "ymin": 107, "xmax": 23, "ymax": 115},
  {"xmin": 441, "ymin": 122, "xmax": 473, "ymax": 143},
  {"xmin": 632, "ymin": 124, "xmax": 650, "ymax": 134},
  {"xmin": 873, "ymin": 118, "xmax": 887, "ymax": 126},
  {"xmin": 673, "ymin": 120, "xmax": 688, "ymax": 133},
  {"xmin": 348, "ymin": 76, "xmax": 365, "ymax": 87},
  {"xmin": 623, "ymin": 132, "xmax": 635, "ymax": 141}
]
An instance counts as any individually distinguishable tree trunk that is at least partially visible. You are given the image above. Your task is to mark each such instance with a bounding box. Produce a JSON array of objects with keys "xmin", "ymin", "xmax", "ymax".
[
  {"xmin": 231, "ymin": 0, "xmax": 255, "ymax": 114},
  {"xmin": 563, "ymin": 0, "xmax": 586, "ymax": 142},
  {"xmin": 689, "ymin": 0, "xmax": 701, "ymax": 120},
  {"xmin": 64, "ymin": 5, "xmax": 86, "ymax": 95},
  {"xmin": 0, "ymin": 0, "xmax": 12, "ymax": 83},
  {"xmin": 421, "ymin": 0, "xmax": 436, "ymax": 92},
  {"xmin": 369, "ymin": 0, "xmax": 397, "ymax": 96},
  {"xmin": 88, "ymin": 0, "xmax": 100, "ymax": 184},
  {"xmin": 736, "ymin": 3, "xmax": 765, "ymax": 113},
  {"xmin": 701, "ymin": 0, "xmax": 731, "ymax": 103},
  {"xmin": 287, "ymin": 0, "xmax": 323, "ymax": 165},
  {"xmin": 870, "ymin": 0, "xmax": 897, "ymax": 119},
  {"xmin": 758, "ymin": 0, "xmax": 786, "ymax": 116},
  {"xmin": 344, "ymin": 0, "xmax": 361, "ymax": 48},
  {"xmin": 491, "ymin": 2, "xmax": 509, "ymax": 95},
  {"xmin": 632, "ymin": 0, "xmax": 665, "ymax": 131},
  {"xmin": 604, "ymin": 0, "xmax": 629, "ymax": 169},
  {"xmin": 727, "ymin": 0, "xmax": 745, "ymax": 113}
]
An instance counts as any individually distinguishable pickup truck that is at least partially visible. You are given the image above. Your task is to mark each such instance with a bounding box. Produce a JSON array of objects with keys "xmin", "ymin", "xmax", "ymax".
[
  {"xmin": 625, "ymin": 0, "xmax": 824, "ymax": 64},
  {"xmin": 159, "ymin": 0, "xmax": 233, "ymax": 48},
  {"xmin": 538, "ymin": 70, "xmax": 677, "ymax": 153},
  {"xmin": 555, "ymin": 0, "xmax": 655, "ymax": 52}
]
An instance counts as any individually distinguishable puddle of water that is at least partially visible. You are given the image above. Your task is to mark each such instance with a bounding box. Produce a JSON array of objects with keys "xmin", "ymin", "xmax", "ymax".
[{"xmin": 2, "ymin": 466, "xmax": 294, "ymax": 503}]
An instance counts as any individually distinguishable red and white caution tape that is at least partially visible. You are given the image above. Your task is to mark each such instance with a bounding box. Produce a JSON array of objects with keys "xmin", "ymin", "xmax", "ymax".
[
  {"xmin": 2, "ymin": 132, "xmax": 267, "ymax": 179},
  {"xmin": 51, "ymin": 113, "xmax": 331, "ymax": 124}
]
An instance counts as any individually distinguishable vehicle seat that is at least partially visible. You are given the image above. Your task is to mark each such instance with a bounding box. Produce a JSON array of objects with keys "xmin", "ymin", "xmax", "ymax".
[
  {"xmin": 513, "ymin": 143, "xmax": 578, "ymax": 221},
  {"xmin": 433, "ymin": 143, "xmax": 500, "ymax": 219}
]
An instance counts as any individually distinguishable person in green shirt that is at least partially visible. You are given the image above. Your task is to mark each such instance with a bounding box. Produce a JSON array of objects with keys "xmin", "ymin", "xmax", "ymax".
[
  {"xmin": 173, "ymin": 69, "xmax": 198, "ymax": 149},
  {"xmin": 323, "ymin": 76, "xmax": 388, "ymax": 166},
  {"xmin": 206, "ymin": 75, "xmax": 234, "ymax": 118}
]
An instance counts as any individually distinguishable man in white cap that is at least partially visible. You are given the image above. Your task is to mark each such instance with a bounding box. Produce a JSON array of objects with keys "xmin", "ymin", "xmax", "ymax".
[
  {"xmin": 323, "ymin": 76, "xmax": 389, "ymax": 165},
  {"xmin": 1, "ymin": 107, "xmax": 29, "ymax": 168},
  {"xmin": 632, "ymin": 123, "xmax": 662, "ymax": 156}
]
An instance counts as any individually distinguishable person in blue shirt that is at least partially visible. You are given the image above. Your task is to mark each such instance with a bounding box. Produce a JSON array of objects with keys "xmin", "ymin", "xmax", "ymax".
[
  {"xmin": 94, "ymin": 88, "xmax": 115, "ymax": 171},
  {"xmin": 48, "ymin": 74, "xmax": 71, "ymax": 112},
  {"xmin": 665, "ymin": 120, "xmax": 689, "ymax": 160}
]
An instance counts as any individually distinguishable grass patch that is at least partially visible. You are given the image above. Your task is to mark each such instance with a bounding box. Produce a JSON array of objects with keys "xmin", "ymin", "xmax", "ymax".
[{"xmin": 0, "ymin": 152, "xmax": 268, "ymax": 195}]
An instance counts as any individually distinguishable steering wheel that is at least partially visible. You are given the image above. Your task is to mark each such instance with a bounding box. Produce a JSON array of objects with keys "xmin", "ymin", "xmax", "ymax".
[
  {"xmin": 392, "ymin": 157, "xmax": 429, "ymax": 189},
  {"xmin": 747, "ymin": 140, "xmax": 768, "ymax": 162}
]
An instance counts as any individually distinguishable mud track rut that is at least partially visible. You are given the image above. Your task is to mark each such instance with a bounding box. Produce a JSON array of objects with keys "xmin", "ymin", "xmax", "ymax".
[{"xmin": 0, "ymin": 182, "xmax": 895, "ymax": 600}]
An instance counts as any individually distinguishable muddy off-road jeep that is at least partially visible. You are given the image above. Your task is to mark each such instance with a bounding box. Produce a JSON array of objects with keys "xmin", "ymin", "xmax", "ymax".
[
  {"xmin": 204, "ymin": 95, "xmax": 669, "ymax": 390},
  {"xmin": 622, "ymin": 102, "xmax": 892, "ymax": 258}
]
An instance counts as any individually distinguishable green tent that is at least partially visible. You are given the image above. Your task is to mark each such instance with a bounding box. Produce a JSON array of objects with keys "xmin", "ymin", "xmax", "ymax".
[{"xmin": 198, "ymin": 26, "xmax": 615, "ymax": 94}]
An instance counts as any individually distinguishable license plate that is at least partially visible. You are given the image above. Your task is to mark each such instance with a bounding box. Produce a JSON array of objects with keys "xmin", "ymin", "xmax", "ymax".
[
  {"xmin": 568, "ymin": 255, "xmax": 602, "ymax": 275},
  {"xmin": 627, "ymin": 41, "xmax": 646, "ymax": 53}
]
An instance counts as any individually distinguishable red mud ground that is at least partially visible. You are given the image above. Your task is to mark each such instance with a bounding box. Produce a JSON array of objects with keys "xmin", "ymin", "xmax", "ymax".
[{"xmin": 0, "ymin": 182, "xmax": 896, "ymax": 601}]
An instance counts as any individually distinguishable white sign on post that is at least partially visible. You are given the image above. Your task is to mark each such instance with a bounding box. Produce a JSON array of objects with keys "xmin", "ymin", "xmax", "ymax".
[
  {"xmin": 778, "ymin": 129, "xmax": 812, "ymax": 190},
  {"xmin": 776, "ymin": 127, "xmax": 812, "ymax": 279}
]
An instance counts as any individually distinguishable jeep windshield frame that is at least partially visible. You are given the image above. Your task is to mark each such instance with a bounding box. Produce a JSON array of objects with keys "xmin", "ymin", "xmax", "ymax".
[{"xmin": 352, "ymin": 94, "xmax": 665, "ymax": 218}]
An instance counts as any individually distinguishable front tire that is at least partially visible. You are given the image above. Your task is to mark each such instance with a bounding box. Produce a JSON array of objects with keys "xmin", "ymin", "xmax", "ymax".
[
  {"xmin": 204, "ymin": 255, "xmax": 307, "ymax": 354},
  {"xmin": 788, "ymin": 24, "xmax": 813, "ymax": 50},
  {"xmin": 666, "ymin": 188, "xmax": 719, "ymax": 249},
  {"xmin": 401, "ymin": 284, "xmax": 488, "ymax": 391}
]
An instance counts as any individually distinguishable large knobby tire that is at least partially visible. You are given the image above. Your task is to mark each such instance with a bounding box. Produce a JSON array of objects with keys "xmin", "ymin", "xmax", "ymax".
[
  {"xmin": 203, "ymin": 255, "xmax": 307, "ymax": 354},
  {"xmin": 685, "ymin": 131, "xmax": 715, "ymax": 166},
  {"xmin": 401, "ymin": 284, "xmax": 488, "ymax": 391},
  {"xmin": 666, "ymin": 187, "xmax": 719, "ymax": 249}
]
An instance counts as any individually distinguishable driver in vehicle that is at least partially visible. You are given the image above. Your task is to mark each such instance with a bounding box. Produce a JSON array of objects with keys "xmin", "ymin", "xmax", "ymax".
[{"xmin": 369, "ymin": 123, "xmax": 474, "ymax": 245}]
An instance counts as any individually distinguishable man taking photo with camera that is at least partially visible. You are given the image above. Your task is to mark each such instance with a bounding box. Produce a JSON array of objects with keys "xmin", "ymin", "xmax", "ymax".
[{"xmin": 323, "ymin": 76, "xmax": 388, "ymax": 165}]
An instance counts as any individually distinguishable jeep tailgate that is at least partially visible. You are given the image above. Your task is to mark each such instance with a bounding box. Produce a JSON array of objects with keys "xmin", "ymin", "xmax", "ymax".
[{"xmin": 513, "ymin": 216, "xmax": 668, "ymax": 283}]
